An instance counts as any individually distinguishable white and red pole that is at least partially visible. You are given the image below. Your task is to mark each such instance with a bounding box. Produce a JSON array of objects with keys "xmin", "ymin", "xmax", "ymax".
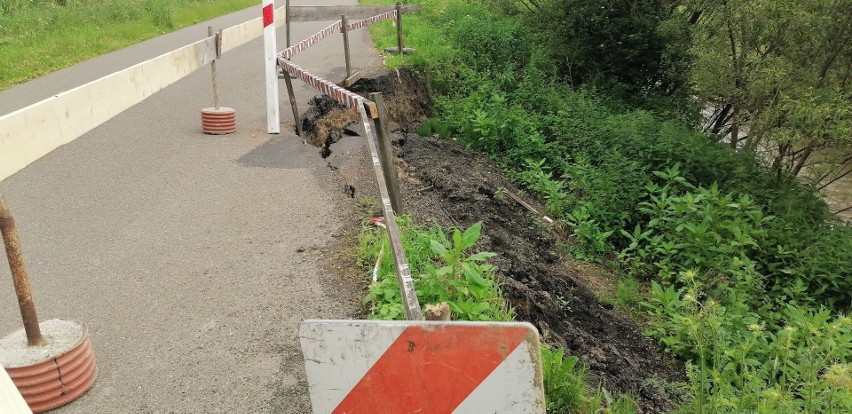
[{"xmin": 262, "ymin": 0, "xmax": 280, "ymax": 134}]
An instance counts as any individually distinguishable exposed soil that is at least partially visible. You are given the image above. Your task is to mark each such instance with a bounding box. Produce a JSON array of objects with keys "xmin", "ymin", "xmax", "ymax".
[{"xmin": 308, "ymin": 69, "xmax": 686, "ymax": 413}]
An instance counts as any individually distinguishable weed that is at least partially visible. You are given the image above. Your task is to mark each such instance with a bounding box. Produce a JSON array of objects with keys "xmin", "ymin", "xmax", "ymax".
[
  {"xmin": 542, "ymin": 346, "xmax": 585, "ymax": 412},
  {"xmin": 361, "ymin": 218, "xmax": 512, "ymax": 321},
  {"xmin": 615, "ymin": 277, "xmax": 641, "ymax": 310}
]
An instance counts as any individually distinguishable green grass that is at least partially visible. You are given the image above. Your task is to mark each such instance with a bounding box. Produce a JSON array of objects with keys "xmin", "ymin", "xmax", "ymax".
[
  {"xmin": 361, "ymin": 0, "xmax": 456, "ymax": 71},
  {"xmin": 0, "ymin": 0, "xmax": 258, "ymax": 90}
]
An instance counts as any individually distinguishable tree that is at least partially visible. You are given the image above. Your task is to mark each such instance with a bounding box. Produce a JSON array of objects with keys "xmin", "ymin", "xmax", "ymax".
[
  {"xmin": 687, "ymin": 0, "xmax": 852, "ymax": 188},
  {"xmin": 537, "ymin": 0, "xmax": 692, "ymax": 101}
]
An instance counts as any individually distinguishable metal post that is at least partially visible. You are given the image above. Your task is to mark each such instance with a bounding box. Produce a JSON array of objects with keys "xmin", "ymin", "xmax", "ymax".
[
  {"xmin": 396, "ymin": 2, "xmax": 404, "ymax": 55},
  {"xmin": 286, "ymin": 0, "xmax": 292, "ymax": 48},
  {"xmin": 262, "ymin": 0, "xmax": 281, "ymax": 134},
  {"xmin": 341, "ymin": 15, "xmax": 352, "ymax": 80},
  {"xmin": 357, "ymin": 104, "xmax": 422, "ymax": 321},
  {"xmin": 283, "ymin": 66, "xmax": 303, "ymax": 137},
  {"xmin": 208, "ymin": 26, "xmax": 221, "ymax": 109},
  {"xmin": 0, "ymin": 193, "xmax": 44, "ymax": 347},
  {"xmin": 370, "ymin": 93, "xmax": 403, "ymax": 214}
]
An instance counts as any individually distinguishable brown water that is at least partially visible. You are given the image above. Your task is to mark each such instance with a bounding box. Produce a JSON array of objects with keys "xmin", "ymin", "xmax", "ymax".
[{"xmin": 819, "ymin": 173, "xmax": 852, "ymax": 223}]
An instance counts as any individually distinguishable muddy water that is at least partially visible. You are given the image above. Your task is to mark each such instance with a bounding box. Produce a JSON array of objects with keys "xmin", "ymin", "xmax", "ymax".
[{"xmin": 821, "ymin": 175, "xmax": 852, "ymax": 222}]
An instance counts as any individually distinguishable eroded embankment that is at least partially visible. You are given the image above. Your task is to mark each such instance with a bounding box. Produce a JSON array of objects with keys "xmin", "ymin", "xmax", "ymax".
[{"xmin": 302, "ymin": 69, "xmax": 685, "ymax": 413}]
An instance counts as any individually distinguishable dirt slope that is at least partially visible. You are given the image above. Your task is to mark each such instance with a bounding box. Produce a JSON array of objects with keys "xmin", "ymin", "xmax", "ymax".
[{"xmin": 306, "ymin": 69, "xmax": 687, "ymax": 412}]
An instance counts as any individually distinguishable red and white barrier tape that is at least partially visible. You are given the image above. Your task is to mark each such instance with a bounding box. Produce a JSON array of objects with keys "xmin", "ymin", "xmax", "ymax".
[
  {"xmin": 278, "ymin": 10, "xmax": 398, "ymax": 59},
  {"xmin": 347, "ymin": 10, "xmax": 397, "ymax": 31},
  {"xmin": 278, "ymin": 59, "xmax": 366, "ymax": 111},
  {"xmin": 280, "ymin": 20, "xmax": 343, "ymax": 59}
]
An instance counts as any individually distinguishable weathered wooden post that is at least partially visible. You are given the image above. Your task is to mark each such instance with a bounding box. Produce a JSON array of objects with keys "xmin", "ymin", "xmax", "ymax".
[
  {"xmin": 395, "ymin": 2, "xmax": 404, "ymax": 55},
  {"xmin": 201, "ymin": 27, "xmax": 236, "ymax": 135},
  {"xmin": 282, "ymin": 63, "xmax": 303, "ymax": 137},
  {"xmin": 0, "ymin": 193, "xmax": 43, "ymax": 347},
  {"xmin": 208, "ymin": 26, "xmax": 221, "ymax": 109},
  {"xmin": 369, "ymin": 92, "xmax": 403, "ymax": 214},
  {"xmin": 342, "ymin": 15, "xmax": 352, "ymax": 80}
]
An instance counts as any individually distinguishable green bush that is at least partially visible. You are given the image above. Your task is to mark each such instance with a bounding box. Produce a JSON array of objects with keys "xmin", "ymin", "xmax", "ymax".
[
  {"xmin": 365, "ymin": 1, "xmax": 852, "ymax": 411},
  {"xmin": 644, "ymin": 277, "xmax": 852, "ymax": 413},
  {"xmin": 361, "ymin": 219, "xmax": 512, "ymax": 321}
]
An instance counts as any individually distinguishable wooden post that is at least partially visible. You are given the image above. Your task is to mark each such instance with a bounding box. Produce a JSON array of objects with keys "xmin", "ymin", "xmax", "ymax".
[
  {"xmin": 370, "ymin": 93, "xmax": 402, "ymax": 214},
  {"xmin": 283, "ymin": 67, "xmax": 303, "ymax": 137},
  {"xmin": 0, "ymin": 193, "xmax": 44, "ymax": 347},
  {"xmin": 341, "ymin": 15, "xmax": 352, "ymax": 80},
  {"xmin": 396, "ymin": 2, "xmax": 404, "ymax": 55},
  {"xmin": 208, "ymin": 27, "xmax": 221, "ymax": 109},
  {"xmin": 286, "ymin": 0, "xmax": 292, "ymax": 48}
]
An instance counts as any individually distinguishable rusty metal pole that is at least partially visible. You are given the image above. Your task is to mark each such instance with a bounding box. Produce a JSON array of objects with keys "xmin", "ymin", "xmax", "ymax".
[
  {"xmin": 395, "ymin": 2, "xmax": 404, "ymax": 55},
  {"xmin": 369, "ymin": 93, "xmax": 403, "ymax": 214},
  {"xmin": 0, "ymin": 193, "xmax": 44, "ymax": 346}
]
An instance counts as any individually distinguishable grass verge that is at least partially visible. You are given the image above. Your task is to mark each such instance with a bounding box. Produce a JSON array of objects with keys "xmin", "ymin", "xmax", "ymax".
[{"xmin": 0, "ymin": 0, "xmax": 258, "ymax": 90}]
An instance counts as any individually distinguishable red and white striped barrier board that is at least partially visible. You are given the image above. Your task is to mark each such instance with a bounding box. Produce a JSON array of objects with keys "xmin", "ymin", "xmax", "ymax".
[
  {"xmin": 299, "ymin": 320, "xmax": 545, "ymax": 414},
  {"xmin": 0, "ymin": 363, "xmax": 31, "ymax": 414}
]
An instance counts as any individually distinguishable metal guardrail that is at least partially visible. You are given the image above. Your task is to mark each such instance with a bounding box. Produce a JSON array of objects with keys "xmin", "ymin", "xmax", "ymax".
[{"xmin": 276, "ymin": 4, "xmax": 424, "ymax": 320}]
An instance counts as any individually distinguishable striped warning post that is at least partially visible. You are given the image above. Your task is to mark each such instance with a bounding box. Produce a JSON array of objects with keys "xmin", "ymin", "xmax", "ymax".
[
  {"xmin": 300, "ymin": 320, "xmax": 545, "ymax": 414},
  {"xmin": 262, "ymin": 0, "xmax": 280, "ymax": 133}
]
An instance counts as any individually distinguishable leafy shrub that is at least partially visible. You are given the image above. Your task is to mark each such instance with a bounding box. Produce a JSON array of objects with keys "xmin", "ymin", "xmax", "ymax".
[
  {"xmin": 644, "ymin": 276, "xmax": 852, "ymax": 413},
  {"xmin": 542, "ymin": 346, "xmax": 586, "ymax": 412},
  {"xmin": 361, "ymin": 219, "xmax": 512, "ymax": 321},
  {"xmin": 366, "ymin": 1, "xmax": 852, "ymax": 411}
]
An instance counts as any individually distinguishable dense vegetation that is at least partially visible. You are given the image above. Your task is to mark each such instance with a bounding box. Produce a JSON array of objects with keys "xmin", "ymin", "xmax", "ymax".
[
  {"xmin": 0, "ymin": 0, "xmax": 258, "ymax": 89},
  {"xmin": 366, "ymin": 0, "xmax": 851, "ymax": 412},
  {"xmin": 359, "ymin": 218, "xmax": 640, "ymax": 412}
]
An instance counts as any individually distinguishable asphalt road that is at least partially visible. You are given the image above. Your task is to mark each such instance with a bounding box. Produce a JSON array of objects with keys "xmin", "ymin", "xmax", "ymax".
[{"xmin": 0, "ymin": 1, "xmax": 380, "ymax": 412}]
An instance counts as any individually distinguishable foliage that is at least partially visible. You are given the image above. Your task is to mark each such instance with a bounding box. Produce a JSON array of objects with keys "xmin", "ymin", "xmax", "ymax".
[
  {"xmin": 644, "ymin": 276, "xmax": 852, "ymax": 413},
  {"xmin": 533, "ymin": 0, "xmax": 692, "ymax": 107},
  {"xmin": 542, "ymin": 346, "xmax": 586, "ymax": 412},
  {"xmin": 360, "ymin": 219, "xmax": 512, "ymax": 321},
  {"xmin": 364, "ymin": 0, "xmax": 852, "ymax": 411},
  {"xmin": 621, "ymin": 165, "xmax": 851, "ymax": 311},
  {"xmin": 685, "ymin": 0, "xmax": 852, "ymax": 185}
]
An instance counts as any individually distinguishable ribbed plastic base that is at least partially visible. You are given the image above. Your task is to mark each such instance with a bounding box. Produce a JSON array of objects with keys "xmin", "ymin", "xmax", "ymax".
[{"xmin": 201, "ymin": 107, "xmax": 237, "ymax": 135}]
